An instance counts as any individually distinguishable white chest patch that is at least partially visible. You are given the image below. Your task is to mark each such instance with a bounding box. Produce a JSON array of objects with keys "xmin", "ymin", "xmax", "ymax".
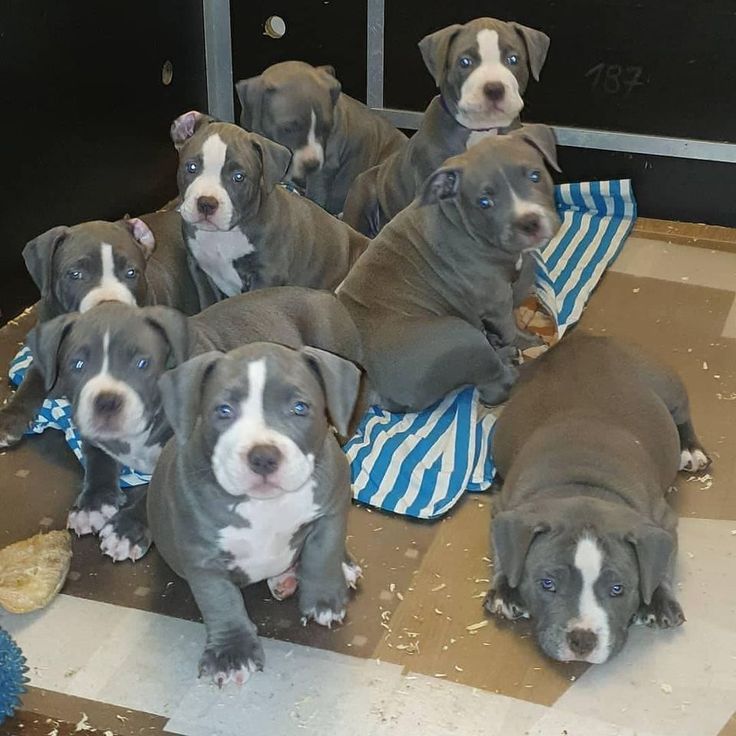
[
  {"xmin": 219, "ymin": 478, "xmax": 320, "ymax": 583},
  {"xmin": 466, "ymin": 128, "xmax": 499, "ymax": 150},
  {"xmin": 79, "ymin": 243, "xmax": 136, "ymax": 313},
  {"xmin": 572, "ymin": 535, "xmax": 611, "ymax": 661},
  {"xmin": 188, "ymin": 227, "xmax": 255, "ymax": 297},
  {"xmin": 104, "ymin": 427, "xmax": 162, "ymax": 475}
]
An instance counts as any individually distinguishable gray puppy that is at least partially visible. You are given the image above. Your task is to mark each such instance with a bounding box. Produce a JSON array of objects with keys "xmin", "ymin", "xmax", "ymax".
[
  {"xmin": 343, "ymin": 17, "xmax": 550, "ymax": 237},
  {"xmin": 170, "ymin": 111, "xmax": 368, "ymax": 302},
  {"xmin": 148, "ymin": 342, "xmax": 361, "ymax": 686},
  {"xmin": 27, "ymin": 288, "xmax": 362, "ymax": 561},
  {"xmin": 0, "ymin": 210, "xmax": 200, "ymax": 449},
  {"xmin": 236, "ymin": 61, "xmax": 407, "ymax": 215},
  {"xmin": 338, "ymin": 125, "xmax": 561, "ymax": 412},
  {"xmin": 486, "ymin": 334, "xmax": 710, "ymax": 664}
]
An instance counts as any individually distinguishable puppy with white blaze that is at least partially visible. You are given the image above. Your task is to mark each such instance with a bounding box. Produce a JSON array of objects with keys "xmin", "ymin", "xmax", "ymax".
[
  {"xmin": 486, "ymin": 334, "xmax": 710, "ymax": 664},
  {"xmin": 147, "ymin": 342, "xmax": 362, "ymax": 686}
]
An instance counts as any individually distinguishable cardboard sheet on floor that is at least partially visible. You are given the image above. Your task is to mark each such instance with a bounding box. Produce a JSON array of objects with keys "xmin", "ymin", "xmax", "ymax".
[{"xmin": 7, "ymin": 180, "xmax": 636, "ymax": 514}]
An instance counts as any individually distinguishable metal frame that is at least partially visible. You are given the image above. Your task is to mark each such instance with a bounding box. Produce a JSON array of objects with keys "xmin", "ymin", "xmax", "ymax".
[
  {"xmin": 363, "ymin": 0, "xmax": 736, "ymax": 165},
  {"xmin": 203, "ymin": 0, "xmax": 234, "ymax": 122}
]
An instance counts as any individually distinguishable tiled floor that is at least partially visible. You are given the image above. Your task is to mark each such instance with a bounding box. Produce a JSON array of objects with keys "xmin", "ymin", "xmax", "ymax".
[{"xmin": 0, "ymin": 233, "xmax": 735, "ymax": 735}]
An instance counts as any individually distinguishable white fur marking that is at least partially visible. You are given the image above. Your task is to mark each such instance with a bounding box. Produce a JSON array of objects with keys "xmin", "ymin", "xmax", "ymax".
[
  {"xmin": 568, "ymin": 535, "xmax": 611, "ymax": 663},
  {"xmin": 212, "ymin": 359, "xmax": 315, "ymax": 496},
  {"xmin": 680, "ymin": 448, "xmax": 708, "ymax": 472},
  {"xmin": 456, "ymin": 29, "xmax": 524, "ymax": 130},
  {"xmin": 79, "ymin": 243, "xmax": 137, "ymax": 312},
  {"xmin": 181, "ymin": 133, "xmax": 234, "ymax": 230},
  {"xmin": 188, "ymin": 227, "xmax": 255, "ymax": 297},
  {"xmin": 291, "ymin": 109, "xmax": 325, "ymax": 178},
  {"xmin": 67, "ymin": 504, "xmax": 117, "ymax": 536}
]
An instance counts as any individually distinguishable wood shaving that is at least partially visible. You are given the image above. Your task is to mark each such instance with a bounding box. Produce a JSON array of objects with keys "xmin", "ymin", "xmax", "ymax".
[
  {"xmin": 74, "ymin": 713, "xmax": 92, "ymax": 732},
  {"xmin": 465, "ymin": 620, "xmax": 490, "ymax": 632},
  {"xmin": 431, "ymin": 583, "xmax": 446, "ymax": 592},
  {"xmin": 661, "ymin": 683, "xmax": 673, "ymax": 694}
]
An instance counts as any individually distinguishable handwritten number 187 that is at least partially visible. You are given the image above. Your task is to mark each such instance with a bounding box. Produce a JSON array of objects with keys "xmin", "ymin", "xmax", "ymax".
[{"xmin": 585, "ymin": 63, "xmax": 645, "ymax": 96}]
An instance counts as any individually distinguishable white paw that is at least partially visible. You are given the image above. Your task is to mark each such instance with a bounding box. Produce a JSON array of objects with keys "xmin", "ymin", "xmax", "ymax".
[
  {"xmin": 342, "ymin": 560, "xmax": 362, "ymax": 589},
  {"xmin": 633, "ymin": 611, "xmax": 657, "ymax": 626},
  {"xmin": 67, "ymin": 504, "xmax": 117, "ymax": 536},
  {"xmin": 301, "ymin": 607, "xmax": 346, "ymax": 628},
  {"xmin": 99, "ymin": 526, "xmax": 146, "ymax": 562},
  {"xmin": 680, "ymin": 448, "xmax": 709, "ymax": 472},
  {"xmin": 214, "ymin": 661, "xmax": 259, "ymax": 688},
  {"xmin": 267, "ymin": 567, "xmax": 298, "ymax": 601},
  {"xmin": 489, "ymin": 596, "xmax": 530, "ymax": 621}
]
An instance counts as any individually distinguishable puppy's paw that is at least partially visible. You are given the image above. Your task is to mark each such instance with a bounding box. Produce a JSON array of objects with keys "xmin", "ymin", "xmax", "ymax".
[
  {"xmin": 99, "ymin": 514, "xmax": 151, "ymax": 563},
  {"xmin": 478, "ymin": 365, "xmax": 518, "ymax": 407},
  {"xmin": 342, "ymin": 559, "xmax": 363, "ymax": 589},
  {"xmin": 301, "ymin": 604, "xmax": 347, "ymax": 629},
  {"xmin": 513, "ymin": 330, "xmax": 544, "ymax": 350},
  {"xmin": 679, "ymin": 446, "xmax": 710, "ymax": 473},
  {"xmin": 0, "ymin": 408, "xmax": 29, "ymax": 449},
  {"xmin": 484, "ymin": 579, "xmax": 529, "ymax": 621},
  {"xmin": 267, "ymin": 566, "xmax": 298, "ymax": 601},
  {"xmin": 67, "ymin": 504, "xmax": 118, "ymax": 536},
  {"xmin": 199, "ymin": 635, "xmax": 264, "ymax": 688},
  {"xmin": 634, "ymin": 588, "xmax": 685, "ymax": 629}
]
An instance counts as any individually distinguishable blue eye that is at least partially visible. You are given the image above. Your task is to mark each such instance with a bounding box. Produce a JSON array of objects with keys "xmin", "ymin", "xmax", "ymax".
[
  {"xmin": 478, "ymin": 195, "xmax": 494, "ymax": 209},
  {"xmin": 540, "ymin": 578, "xmax": 556, "ymax": 593},
  {"xmin": 529, "ymin": 170, "xmax": 541, "ymax": 183},
  {"xmin": 71, "ymin": 359, "xmax": 85, "ymax": 372},
  {"xmin": 458, "ymin": 56, "xmax": 473, "ymax": 69},
  {"xmin": 186, "ymin": 161, "xmax": 198, "ymax": 174},
  {"xmin": 67, "ymin": 270, "xmax": 83, "ymax": 280},
  {"xmin": 609, "ymin": 584, "xmax": 624, "ymax": 597},
  {"xmin": 507, "ymin": 54, "xmax": 519, "ymax": 66},
  {"xmin": 125, "ymin": 268, "xmax": 138, "ymax": 279},
  {"xmin": 216, "ymin": 403, "xmax": 233, "ymax": 419},
  {"xmin": 232, "ymin": 171, "xmax": 245, "ymax": 183},
  {"xmin": 292, "ymin": 400, "xmax": 310, "ymax": 417},
  {"xmin": 136, "ymin": 358, "xmax": 150, "ymax": 370}
]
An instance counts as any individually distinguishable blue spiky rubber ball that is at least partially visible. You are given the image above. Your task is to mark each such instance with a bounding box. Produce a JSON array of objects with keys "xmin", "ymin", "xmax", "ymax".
[{"xmin": 0, "ymin": 627, "xmax": 27, "ymax": 722}]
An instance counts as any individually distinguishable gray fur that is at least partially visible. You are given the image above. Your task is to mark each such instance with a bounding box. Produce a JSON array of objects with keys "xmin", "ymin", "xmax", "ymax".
[
  {"xmin": 236, "ymin": 61, "xmax": 406, "ymax": 215},
  {"xmin": 486, "ymin": 334, "xmax": 708, "ymax": 663},
  {"xmin": 342, "ymin": 17, "xmax": 550, "ymax": 236},
  {"xmin": 337, "ymin": 128, "xmax": 560, "ymax": 412}
]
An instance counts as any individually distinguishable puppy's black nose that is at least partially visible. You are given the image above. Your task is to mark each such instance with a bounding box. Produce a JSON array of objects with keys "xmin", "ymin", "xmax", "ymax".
[
  {"xmin": 515, "ymin": 213, "xmax": 541, "ymax": 237},
  {"xmin": 301, "ymin": 158, "xmax": 321, "ymax": 174},
  {"xmin": 94, "ymin": 391, "xmax": 123, "ymax": 416},
  {"xmin": 567, "ymin": 628, "xmax": 598, "ymax": 657},
  {"xmin": 247, "ymin": 444, "xmax": 283, "ymax": 477},
  {"xmin": 197, "ymin": 196, "xmax": 219, "ymax": 216},
  {"xmin": 483, "ymin": 81, "xmax": 505, "ymax": 102}
]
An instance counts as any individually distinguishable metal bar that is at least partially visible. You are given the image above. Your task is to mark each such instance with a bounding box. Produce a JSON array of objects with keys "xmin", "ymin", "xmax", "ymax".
[
  {"xmin": 203, "ymin": 0, "xmax": 234, "ymax": 122},
  {"xmin": 372, "ymin": 107, "xmax": 736, "ymax": 164},
  {"xmin": 366, "ymin": 0, "xmax": 385, "ymax": 108}
]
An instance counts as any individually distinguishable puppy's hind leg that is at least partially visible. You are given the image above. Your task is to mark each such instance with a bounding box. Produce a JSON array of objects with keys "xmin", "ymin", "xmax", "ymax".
[{"xmin": 342, "ymin": 167, "xmax": 381, "ymax": 237}]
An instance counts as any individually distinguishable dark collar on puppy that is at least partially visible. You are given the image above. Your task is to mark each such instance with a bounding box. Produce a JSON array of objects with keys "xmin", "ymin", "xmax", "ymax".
[{"xmin": 439, "ymin": 95, "xmax": 503, "ymax": 133}]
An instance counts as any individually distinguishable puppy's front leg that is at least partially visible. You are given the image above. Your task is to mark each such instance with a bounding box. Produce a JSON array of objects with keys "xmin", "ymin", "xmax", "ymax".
[
  {"xmin": 0, "ymin": 364, "xmax": 45, "ymax": 448},
  {"xmin": 99, "ymin": 485, "xmax": 152, "ymax": 562},
  {"xmin": 68, "ymin": 444, "xmax": 126, "ymax": 535},
  {"xmin": 635, "ymin": 582, "xmax": 685, "ymax": 629},
  {"xmin": 298, "ymin": 511, "xmax": 352, "ymax": 627},
  {"xmin": 485, "ymin": 573, "xmax": 530, "ymax": 621},
  {"xmin": 188, "ymin": 572, "xmax": 264, "ymax": 686}
]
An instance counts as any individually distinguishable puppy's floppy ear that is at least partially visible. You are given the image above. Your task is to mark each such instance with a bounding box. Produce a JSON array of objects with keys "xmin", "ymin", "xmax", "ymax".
[
  {"xmin": 301, "ymin": 346, "xmax": 361, "ymax": 438},
  {"xmin": 159, "ymin": 351, "xmax": 222, "ymax": 444},
  {"xmin": 250, "ymin": 132, "xmax": 292, "ymax": 192},
  {"xmin": 141, "ymin": 306, "xmax": 190, "ymax": 367},
  {"xmin": 418, "ymin": 24, "xmax": 463, "ymax": 87},
  {"xmin": 23, "ymin": 226, "xmax": 71, "ymax": 298},
  {"xmin": 235, "ymin": 76, "xmax": 263, "ymax": 130},
  {"xmin": 510, "ymin": 23, "xmax": 550, "ymax": 82},
  {"xmin": 419, "ymin": 167, "xmax": 463, "ymax": 207},
  {"xmin": 627, "ymin": 524, "xmax": 675, "ymax": 605},
  {"xmin": 170, "ymin": 110, "xmax": 214, "ymax": 150},
  {"xmin": 515, "ymin": 124, "xmax": 561, "ymax": 173},
  {"xmin": 492, "ymin": 509, "xmax": 550, "ymax": 588},
  {"xmin": 120, "ymin": 216, "xmax": 156, "ymax": 259},
  {"xmin": 316, "ymin": 65, "xmax": 342, "ymax": 105},
  {"xmin": 26, "ymin": 313, "xmax": 79, "ymax": 393}
]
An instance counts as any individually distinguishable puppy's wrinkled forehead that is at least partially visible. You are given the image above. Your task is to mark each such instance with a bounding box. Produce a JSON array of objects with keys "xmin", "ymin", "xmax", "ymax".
[
  {"xmin": 182, "ymin": 123, "xmax": 258, "ymax": 167},
  {"xmin": 459, "ymin": 137, "xmax": 549, "ymax": 189}
]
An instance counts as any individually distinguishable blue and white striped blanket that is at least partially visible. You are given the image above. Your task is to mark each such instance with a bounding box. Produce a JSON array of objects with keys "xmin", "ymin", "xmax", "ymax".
[{"xmin": 9, "ymin": 180, "xmax": 636, "ymax": 513}]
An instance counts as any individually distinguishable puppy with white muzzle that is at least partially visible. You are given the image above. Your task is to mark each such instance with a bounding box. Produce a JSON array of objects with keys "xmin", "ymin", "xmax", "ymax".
[
  {"xmin": 148, "ymin": 342, "xmax": 362, "ymax": 686},
  {"xmin": 342, "ymin": 16, "xmax": 550, "ymax": 237},
  {"xmin": 486, "ymin": 334, "xmax": 710, "ymax": 664},
  {"xmin": 236, "ymin": 61, "xmax": 407, "ymax": 215}
]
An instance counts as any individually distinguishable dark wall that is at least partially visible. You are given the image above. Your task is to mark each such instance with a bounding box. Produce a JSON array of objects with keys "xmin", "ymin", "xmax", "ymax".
[{"xmin": 2, "ymin": 0, "xmax": 207, "ymax": 323}]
